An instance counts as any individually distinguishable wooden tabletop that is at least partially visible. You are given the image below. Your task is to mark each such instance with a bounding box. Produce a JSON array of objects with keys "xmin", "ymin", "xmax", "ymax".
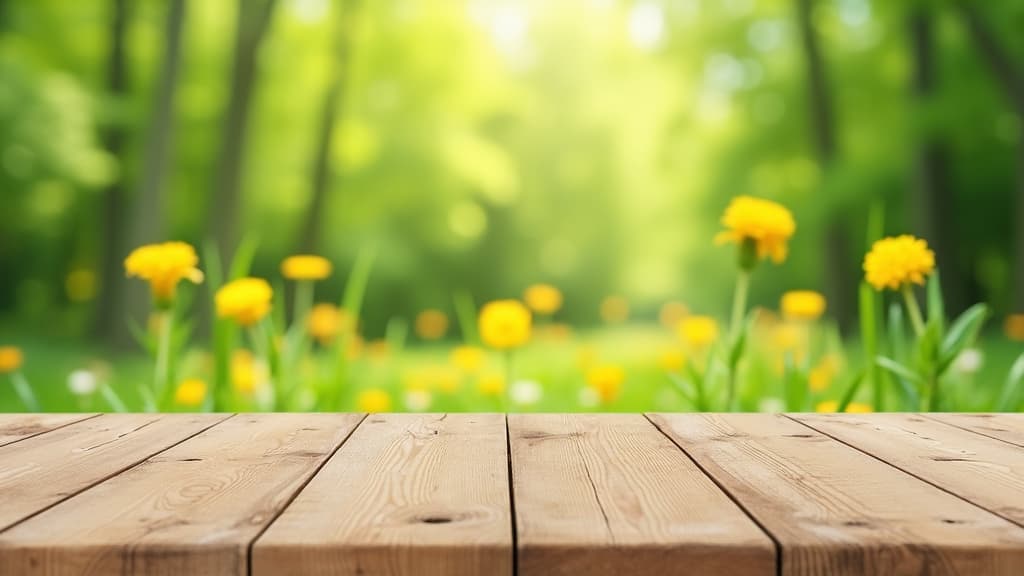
[{"xmin": 1, "ymin": 413, "xmax": 1023, "ymax": 575}]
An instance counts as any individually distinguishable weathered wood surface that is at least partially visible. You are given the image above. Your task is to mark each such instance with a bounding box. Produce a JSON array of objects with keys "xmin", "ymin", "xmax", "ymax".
[{"xmin": 1, "ymin": 412, "xmax": 1024, "ymax": 575}]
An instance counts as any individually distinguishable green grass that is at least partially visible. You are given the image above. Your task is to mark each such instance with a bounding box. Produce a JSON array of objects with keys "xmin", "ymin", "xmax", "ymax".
[{"xmin": 2, "ymin": 324, "xmax": 1021, "ymax": 413}]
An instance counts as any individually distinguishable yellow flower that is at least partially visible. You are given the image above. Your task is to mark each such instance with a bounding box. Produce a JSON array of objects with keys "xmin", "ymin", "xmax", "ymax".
[
  {"xmin": 216, "ymin": 278, "xmax": 273, "ymax": 326},
  {"xmin": 479, "ymin": 300, "xmax": 532, "ymax": 349},
  {"xmin": 174, "ymin": 378, "xmax": 207, "ymax": 406},
  {"xmin": 677, "ymin": 316, "xmax": 719, "ymax": 348},
  {"xmin": 600, "ymin": 295, "xmax": 630, "ymax": 324},
  {"xmin": 816, "ymin": 400, "xmax": 873, "ymax": 413},
  {"xmin": 357, "ymin": 388, "xmax": 391, "ymax": 412},
  {"xmin": 477, "ymin": 373, "xmax": 506, "ymax": 396},
  {"xmin": 125, "ymin": 242, "xmax": 203, "ymax": 304},
  {"xmin": 715, "ymin": 196, "xmax": 796, "ymax": 264},
  {"xmin": 415, "ymin": 309, "xmax": 449, "ymax": 340},
  {"xmin": 366, "ymin": 339, "xmax": 391, "ymax": 360},
  {"xmin": 658, "ymin": 348, "xmax": 685, "ymax": 372},
  {"xmin": 308, "ymin": 303, "xmax": 344, "ymax": 345},
  {"xmin": 451, "ymin": 345, "xmax": 485, "ymax": 373},
  {"xmin": 781, "ymin": 290, "xmax": 826, "ymax": 322},
  {"xmin": 863, "ymin": 235, "xmax": 936, "ymax": 291},
  {"xmin": 231, "ymin": 350, "xmax": 261, "ymax": 394},
  {"xmin": 586, "ymin": 364, "xmax": 625, "ymax": 403},
  {"xmin": 808, "ymin": 355, "xmax": 842, "ymax": 392},
  {"xmin": 523, "ymin": 283, "xmax": 563, "ymax": 315},
  {"xmin": 1005, "ymin": 314, "xmax": 1024, "ymax": 342},
  {"xmin": 281, "ymin": 255, "xmax": 332, "ymax": 281},
  {"xmin": 0, "ymin": 346, "xmax": 24, "ymax": 373},
  {"xmin": 659, "ymin": 301, "xmax": 689, "ymax": 329}
]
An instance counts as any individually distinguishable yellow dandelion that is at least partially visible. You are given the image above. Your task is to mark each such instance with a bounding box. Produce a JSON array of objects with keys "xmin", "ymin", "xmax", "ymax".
[
  {"xmin": 230, "ymin": 350, "xmax": 260, "ymax": 394},
  {"xmin": 451, "ymin": 345, "xmax": 485, "ymax": 373},
  {"xmin": 586, "ymin": 364, "xmax": 625, "ymax": 404},
  {"xmin": 863, "ymin": 235, "xmax": 936, "ymax": 291},
  {"xmin": 357, "ymin": 388, "xmax": 392, "ymax": 413},
  {"xmin": 415, "ymin": 309, "xmax": 449, "ymax": 340},
  {"xmin": 523, "ymin": 283, "xmax": 563, "ymax": 315},
  {"xmin": 677, "ymin": 316, "xmax": 719, "ymax": 348},
  {"xmin": 216, "ymin": 278, "xmax": 273, "ymax": 326},
  {"xmin": 478, "ymin": 300, "xmax": 532, "ymax": 350},
  {"xmin": 781, "ymin": 290, "xmax": 826, "ymax": 322},
  {"xmin": 174, "ymin": 378, "xmax": 207, "ymax": 406},
  {"xmin": 0, "ymin": 346, "xmax": 24, "ymax": 374},
  {"xmin": 600, "ymin": 295, "xmax": 630, "ymax": 324},
  {"xmin": 816, "ymin": 400, "xmax": 873, "ymax": 414},
  {"xmin": 308, "ymin": 303, "xmax": 344, "ymax": 345},
  {"xmin": 1005, "ymin": 314, "xmax": 1024, "ymax": 342},
  {"xmin": 715, "ymin": 195, "xmax": 795, "ymax": 265},
  {"xmin": 281, "ymin": 255, "xmax": 332, "ymax": 281},
  {"xmin": 477, "ymin": 373, "xmax": 506, "ymax": 396},
  {"xmin": 125, "ymin": 242, "xmax": 204, "ymax": 305}
]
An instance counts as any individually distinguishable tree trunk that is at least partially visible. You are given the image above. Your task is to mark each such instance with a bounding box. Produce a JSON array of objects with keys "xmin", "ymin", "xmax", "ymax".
[
  {"xmin": 795, "ymin": 0, "xmax": 853, "ymax": 330},
  {"xmin": 909, "ymin": 7, "xmax": 963, "ymax": 313},
  {"xmin": 94, "ymin": 0, "xmax": 131, "ymax": 348},
  {"xmin": 124, "ymin": 0, "xmax": 186, "ymax": 328},
  {"xmin": 953, "ymin": 0, "xmax": 1024, "ymax": 311},
  {"xmin": 207, "ymin": 0, "xmax": 277, "ymax": 264},
  {"xmin": 297, "ymin": 0, "xmax": 358, "ymax": 254}
]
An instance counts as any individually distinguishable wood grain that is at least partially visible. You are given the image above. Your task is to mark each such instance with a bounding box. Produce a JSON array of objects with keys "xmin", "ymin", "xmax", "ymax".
[
  {"xmin": 253, "ymin": 413, "xmax": 512, "ymax": 576},
  {"xmin": 0, "ymin": 413, "xmax": 226, "ymax": 531},
  {"xmin": 509, "ymin": 414, "xmax": 775, "ymax": 576},
  {"xmin": 792, "ymin": 412, "xmax": 1024, "ymax": 528},
  {"xmin": 928, "ymin": 413, "xmax": 1024, "ymax": 447},
  {"xmin": 0, "ymin": 413, "xmax": 98, "ymax": 448},
  {"xmin": 0, "ymin": 413, "xmax": 363, "ymax": 576},
  {"xmin": 650, "ymin": 413, "xmax": 1024, "ymax": 576}
]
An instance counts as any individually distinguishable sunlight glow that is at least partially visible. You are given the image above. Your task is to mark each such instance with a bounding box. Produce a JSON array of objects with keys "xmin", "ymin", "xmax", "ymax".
[{"xmin": 628, "ymin": 2, "xmax": 665, "ymax": 50}]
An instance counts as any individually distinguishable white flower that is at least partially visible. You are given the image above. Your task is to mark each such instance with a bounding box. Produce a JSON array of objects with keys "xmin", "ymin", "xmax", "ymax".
[
  {"xmin": 404, "ymin": 390, "xmax": 432, "ymax": 411},
  {"xmin": 758, "ymin": 397, "xmax": 785, "ymax": 413},
  {"xmin": 510, "ymin": 379, "xmax": 543, "ymax": 406},
  {"xmin": 578, "ymin": 386, "xmax": 599, "ymax": 408},
  {"xmin": 953, "ymin": 348, "xmax": 984, "ymax": 375},
  {"xmin": 67, "ymin": 370, "xmax": 97, "ymax": 396}
]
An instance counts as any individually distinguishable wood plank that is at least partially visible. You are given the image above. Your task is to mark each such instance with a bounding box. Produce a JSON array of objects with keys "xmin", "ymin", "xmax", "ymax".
[
  {"xmin": 650, "ymin": 413, "xmax": 1024, "ymax": 576},
  {"xmin": 0, "ymin": 413, "xmax": 226, "ymax": 531},
  {"xmin": 928, "ymin": 413, "xmax": 1024, "ymax": 447},
  {"xmin": 0, "ymin": 413, "xmax": 363, "ymax": 576},
  {"xmin": 792, "ymin": 412, "xmax": 1024, "ymax": 528},
  {"xmin": 253, "ymin": 413, "xmax": 512, "ymax": 576},
  {"xmin": 0, "ymin": 413, "xmax": 99, "ymax": 448},
  {"xmin": 509, "ymin": 414, "xmax": 775, "ymax": 576}
]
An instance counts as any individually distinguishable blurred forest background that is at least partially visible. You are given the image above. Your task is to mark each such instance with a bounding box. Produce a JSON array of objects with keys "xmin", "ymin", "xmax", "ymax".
[{"xmin": 1, "ymin": 0, "xmax": 1023, "ymax": 350}]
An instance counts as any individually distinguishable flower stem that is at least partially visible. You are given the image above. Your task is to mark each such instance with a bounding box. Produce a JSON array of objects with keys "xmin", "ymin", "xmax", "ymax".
[
  {"xmin": 730, "ymin": 270, "xmax": 751, "ymax": 339},
  {"xmin": 153, "ymin": 310, "xmax": 173, "ymax": 411},
  {"xmin": 10, "ymin": 372, "xmax": 39, "ymax": 411},
  {"xmin": 503, "ymin": 349, "xmax": 513, "ymax": 412},
  {"xmin": 101, "ymin": 382, "xmax": 128, "ymax": 413},
  {"xmin": 927, "ymin": 373, "xmax": 941, "ymax": 412},
  {"xmin": 901, "ymin": 285, "xmax": 925, "ymax": 337}
]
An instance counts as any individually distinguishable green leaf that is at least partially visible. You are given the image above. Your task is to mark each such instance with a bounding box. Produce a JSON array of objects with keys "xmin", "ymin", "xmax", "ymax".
[
  {"xmin": 914, "ymin": 320, "xmax": 942, "ymax": 375},
  {"xmin": 452, "ymin": 290, "xmax": 479, "ymax": 345},
  {"xmin": 666, "ymin": 372, "xmax": 695, "ymax": 403},
  {"xmin": 996, "ymin": 353, "xmax": 1024, "ymax": 411},
  {"xmin": 887, "ymin": 303, "xmax": 907, "ymax": 362},
  {"xmin": 875, "ymin": 356, "xmax": 924, "ymax": 386},
  {"xmin": 938, "ymin": 303, "xmax": 989, "ymax": 373},
  {"xmin": 926, "ymin": 271, "xmax": 945, "ymax": 333},
  {"xmin": 783, "ymin": 353, "xmax": 808, "ymax": 412},
  {"xmin": 859, "ymin": 282, "xmax": 883, "ymax": 410},
  {"xmin": 837, "ymin": 370, "xmax": 866, "ymax": 413},
  {"xmin": 683, "ymin": 360, "xmax": 707, "ymax": 411},
  {"xmin": 728, "ymin": 309, "xmax": 757, "ymax": 371},
  {"xmin": 341, "ymin": 244, "xmax": 377, "ymax": 316},
  {"xmin": 228, "ymin": 234, "xmax": 260, "ymax": 280}
]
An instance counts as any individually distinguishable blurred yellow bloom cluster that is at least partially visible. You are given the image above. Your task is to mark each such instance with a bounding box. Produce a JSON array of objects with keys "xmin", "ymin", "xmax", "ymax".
[
  {"xmin": 586, "ymin": 364, "xmax": 625, "ymax": 403},
  {"xmin": 524, "ymin": 284, "xmax": 563, "ymax": 315},
  {"xmin": 780, "ymin": 290, "xmax": 826, "ymax": 322},
  {"xmin": 863, "ymin": 235, "xmax": 935, "ymax": 291},
  {"xmin": 479, "ymin": 300, "xmax": 532, "ymax": 349},
  {"xmin": 415, "ymin": 309, "xmax": 449, "ymax": 340},
  {"xmin": 216, "ymin": 278, "xmax": 273, "ymax": 326},
  {"xmin": 451, "ymin": 345, "xmax": 485, "ymax": 373},
  {"xmin": 0, "ymin": 346, "xmax": 24, "ymax": 373},
  {"xmin": 358, "ymin": 388, "xmax": 392, "ymax": 412},
  {"xmin": 174, "ymin": 378, "xmax": 207, "ymax": 406},
  {"xmin": 815, "ymin": 400, "xmax": 872, "ymax": 413},
  {"xmin": 124, "ymin": 242, "xmax": 204, "ymax": 305},
  {"xmin": 678, "ymin": 315, "xmax": 719, "ymax": 348},
  {"xmin": 281, "ymin": 255, "xmax": 332, "ymax": 281},
  {"xmin": 715, "ymin": 195, "xmax": 795, "ymax": 264}
]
